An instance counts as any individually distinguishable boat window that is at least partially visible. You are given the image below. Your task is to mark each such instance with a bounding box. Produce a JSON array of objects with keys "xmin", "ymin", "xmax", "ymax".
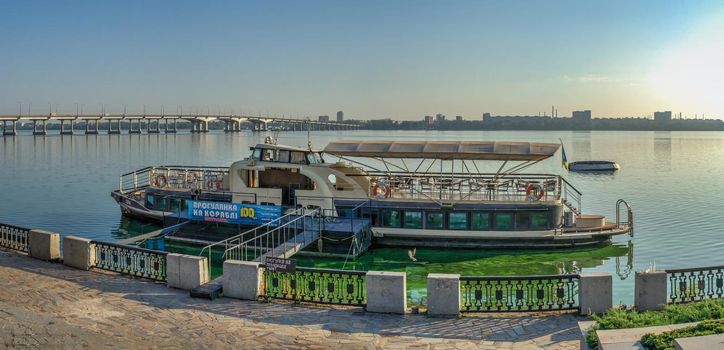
[
  {"xmin": 403, "ymin": 211, "xmax": 423, "ymax": 229},
  {"xmin": 290, "ymin": 151, "xmax": 307, "ymax": 164},
  {"xmin": 381, "ymin": 210, "xmax": 401, "ymax": 227},
  {"xmin": 516, "ymin": 211, "xmax": 530, "ymax": 229},
  {"xmin": 306, "ymin": 152, "xmax": 324, "ymax": 164},
  {"xmin": 170, "ymin": 199, "xmax": 181, "ymax": 212},
  {"xmin": 426, "ymin": 212, "xmax": 444, "ymax": 229},
  {"xmin": 252, "ymin": 148, "xmax": 262, "ymax": 160},
  {"xmin": 146, "ymin": 194, "xmax": 155, "ymax": 208},
  {"xmin": 530, "ymin": 212, "xmax": 549, "ymax": 229},
  {"xmin": 471, "ymin": 212, "xmax": 490, "ymax": 230},
  {"xmin": 157, "ymin": 197, "xmax": 169, "ymax": 211},
  {"xmin": 262, "ymin": 149, "xmax": 276, "ymax": 161},
  {"xmin": 448, "ymin": 212, "xmax": 468, "ymax": 230},
  {"xmin": 494, "ymin": 213, "xmax": 513, "ymax": 230},
  {"xmin": 278, "ymin": 150, "xmax": 290, "ymax": 163}
]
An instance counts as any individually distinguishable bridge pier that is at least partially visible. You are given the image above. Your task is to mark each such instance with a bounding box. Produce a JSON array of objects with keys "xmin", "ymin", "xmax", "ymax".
[
  {"xmin": 85, "ymin": 119, "xmax": 99, "ymax": 134},
  {"xmin": 128, "ymin": 119, "xmax": 141, "ymax": 134},
  {"xmin": 148, "ymin": 118, "xmax": 160, "ymax": 133},
  {"xmin": 32, "ymin": 119, "xmax": 47, "ymax": 135},
  {"xmin": 164, "ymin": 119, "xmax": 177, "ymax": 133},
  {"xmin": 107, "ymin": 119, "xmax": 121, "ymax": 134},
  {"xmin": 2, "ymin": 120, "xmax": 17, "ymax": 136},
  {"xmin": 190, "ymin": 119, "xmax": 209, "ymax": 133},
  {"xmin": 60, "ymin": 119, "xmax": 74, "ymax": 135}
]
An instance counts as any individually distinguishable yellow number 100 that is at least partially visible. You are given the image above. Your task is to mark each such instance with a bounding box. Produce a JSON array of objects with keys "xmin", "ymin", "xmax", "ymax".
[{"xmin": 240, "ymin": 207, "xmax": 256, "ymax": 219}]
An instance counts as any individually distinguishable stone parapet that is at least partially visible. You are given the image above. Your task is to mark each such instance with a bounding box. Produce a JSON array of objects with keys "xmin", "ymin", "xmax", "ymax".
[
  {"xmin": 366, "ymin": 271, "xmax": 406, "ymax": 314},
  {"xmin": 62, "ymin": 236, "xmax": 95, "ymax": 270},
  {"xmin": 635, "ymin": 270, "xmax": 668, "ymax": 311},
  {"xmin": 427, "ymin": 273, "xmax": 460, "ymax": 316},
  {"xmin": 579, "ymin": 272, "xmax": 612, "ymax": 315},
  {"xmin": 223, "ymin": 260, "xmax": 262, "ymax": 300},
  {"xmin": 28, "ymin": 229, "xmax": 60, "ymax": 261}
]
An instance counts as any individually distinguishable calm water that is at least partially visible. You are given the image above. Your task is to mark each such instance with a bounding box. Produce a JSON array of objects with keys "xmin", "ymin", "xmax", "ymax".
[{"xmin": 2, "ymin": 130, "xmax": 723, "ymax": 304}]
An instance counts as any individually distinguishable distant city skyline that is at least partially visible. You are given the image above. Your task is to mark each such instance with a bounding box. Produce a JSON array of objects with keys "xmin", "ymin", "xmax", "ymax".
[{"xmin": 2, "ymin": 1, "xmax": 724, "ymax": 119}]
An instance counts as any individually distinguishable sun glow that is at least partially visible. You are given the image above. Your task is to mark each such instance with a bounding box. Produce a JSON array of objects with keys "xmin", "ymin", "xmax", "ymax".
[{"xmin": 648, "ymin": 12, "xmax": 724, "ymax": 117}]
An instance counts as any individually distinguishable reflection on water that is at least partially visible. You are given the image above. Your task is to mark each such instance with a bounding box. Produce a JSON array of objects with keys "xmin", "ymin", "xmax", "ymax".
[
  {"xmin": 2, "ymin": 130, "xmax": 724, "ymax": 304},
  {"xmin": 294, "ymin": 240, "xmax": 633, "ymax": 304}
]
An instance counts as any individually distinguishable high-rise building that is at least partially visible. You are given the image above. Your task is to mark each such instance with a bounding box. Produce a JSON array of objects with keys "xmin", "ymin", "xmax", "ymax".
[
  {"xmin": 572, "ymin": 110, "xmax": 592, "ymax": 122},
  {"xmin": 424, "ymin": 116, "xmax": 434, "ymax": 125},
  {"xmin": 483, "ymin": 113, "xmax": 491, "ymax": 121},
  {"xmin": 336, "ymin": 111, "xmax": 344, "ymax": 122},
  {"xmin": 455, "ymin": 115, "xmax": 463, "ymax": 121},
  {"xmin": 318, "ymin": 115, "xmax": 330, "ymax": 122},
  {"xmin": 654, "ymin": 111, "xmax": 672, "ymax": 122},
  {"xmin": 435, "ymin": 113, "xmax": 445, "ymax": 122}
]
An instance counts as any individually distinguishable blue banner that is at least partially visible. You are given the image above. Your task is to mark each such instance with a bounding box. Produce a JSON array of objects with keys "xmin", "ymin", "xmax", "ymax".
[{"xmin": 187, "ymin": 200, "xmax": 282, "ymax": 226}]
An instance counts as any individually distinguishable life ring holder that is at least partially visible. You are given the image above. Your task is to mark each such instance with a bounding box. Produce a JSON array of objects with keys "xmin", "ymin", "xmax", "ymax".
[
  {"xmin": 525, "ymin": 183, "xmax": 545, "ymax": 201},
  {"xmin": 153, "ymin": 174, "xmax": 168, "ymax": 188}
]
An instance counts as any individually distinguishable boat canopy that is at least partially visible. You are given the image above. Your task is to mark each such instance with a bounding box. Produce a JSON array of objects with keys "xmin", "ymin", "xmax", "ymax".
[{"xmin": 323, "ymin": 140, "xmax": 560, "ymax": 161}]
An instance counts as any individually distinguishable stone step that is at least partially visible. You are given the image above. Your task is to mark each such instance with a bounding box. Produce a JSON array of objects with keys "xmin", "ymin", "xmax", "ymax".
[{"xmin": 190, "ymin": 277, "xmax": 223, "ymax": 300}]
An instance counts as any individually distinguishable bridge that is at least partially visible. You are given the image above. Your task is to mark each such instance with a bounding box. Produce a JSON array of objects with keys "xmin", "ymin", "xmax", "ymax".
[{"xmin": 0, "ymin": 114, "xmax": 361, "ymax": 136}]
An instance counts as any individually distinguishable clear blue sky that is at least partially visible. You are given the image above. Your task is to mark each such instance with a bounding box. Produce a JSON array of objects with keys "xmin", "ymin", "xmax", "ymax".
[{"xmin": 2, "ymin": 0, "xmax": 724, "ymax": 119}]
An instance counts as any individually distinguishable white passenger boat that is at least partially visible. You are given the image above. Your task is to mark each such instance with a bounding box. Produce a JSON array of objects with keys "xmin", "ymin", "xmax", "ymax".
[{"xmin": 112, "ymin": 139, "xmax": 633, "ymax": 248}]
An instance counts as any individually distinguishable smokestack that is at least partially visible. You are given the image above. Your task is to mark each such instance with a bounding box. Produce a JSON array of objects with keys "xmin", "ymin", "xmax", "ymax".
[{"xmin": 551, "ymin": 106, "xmax": 554, "ymax": 118}]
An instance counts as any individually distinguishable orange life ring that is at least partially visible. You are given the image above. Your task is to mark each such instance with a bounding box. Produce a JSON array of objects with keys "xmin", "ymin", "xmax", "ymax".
[
  {"xmin": 372, "ymin": 182, "xmax": 392, "ymax": 198},
  {"xmin": 525, "ymin": 183, "xmax": 545, "ymax": 200},
  {"xmin": 206, "ymin": 179, "xmax": 221, "ymax": 191},
  {"xmin": 153, "ymin": 174, "xmax": 167, "ymax": 188}
]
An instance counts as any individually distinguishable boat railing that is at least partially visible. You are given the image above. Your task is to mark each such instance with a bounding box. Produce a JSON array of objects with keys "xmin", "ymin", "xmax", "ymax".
[
  {"xmin": 560, "ymin": 177, "xmax": 582, "ymax": 215},
  {"xmin": 119, "ymin": 165, "xmax": 230, "ymax": 194},
  {"xmin": 360, "ymin": 172, "xmax": 563, "ymax": 203}
]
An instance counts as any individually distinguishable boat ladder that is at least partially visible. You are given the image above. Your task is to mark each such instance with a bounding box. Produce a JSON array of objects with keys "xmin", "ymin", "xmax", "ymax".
[{"xmin": 616, "ymin": 199, "xmax": 634, "ymax": 236}]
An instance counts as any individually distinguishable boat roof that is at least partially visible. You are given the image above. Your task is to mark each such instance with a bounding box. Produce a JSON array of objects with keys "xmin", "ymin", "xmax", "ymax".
[
  {"xmin": 323, "ymin": 140, "xmax": 561, "ymax": 161},
  {"xmin": 253, "ymin": 143, "xmax": 312, "ymax": 152}
]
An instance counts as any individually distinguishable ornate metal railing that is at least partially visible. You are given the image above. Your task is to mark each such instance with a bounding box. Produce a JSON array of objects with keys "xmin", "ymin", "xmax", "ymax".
[
  {"xmin": 0, "ymin": 222, "xmax": 30, "ymax": 252},
  {"xmin": 460, "ymin": 274, "xmax": 579, "ymax": 312},
  {"xmin": 92, "ymin": 240, "xmax": 168, "ymax": 281},
  {"xmin": 263, "ymin": 267, "xmax": 366, "ymax": 306},
  {"xmin": 667, "ymin": 265, "xmax": 724, "ymax": 303}
]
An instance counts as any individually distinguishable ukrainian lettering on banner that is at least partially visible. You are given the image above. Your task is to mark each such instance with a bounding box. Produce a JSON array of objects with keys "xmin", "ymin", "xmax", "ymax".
[{"xmin": 187, "ymin": 200, "xmax": 282, "ymax": 226}]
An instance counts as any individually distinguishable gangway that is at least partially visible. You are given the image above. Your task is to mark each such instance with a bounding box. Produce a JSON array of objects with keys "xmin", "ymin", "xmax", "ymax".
[
  {"xmin": 224, "ymin": 209, "xmax": 322, "ymax": 263},
  {"xmin": 191, "ymin": 207, "xmax": 321, "ymax": 299},
  {"xmin": 197, "ymin": 207, "xmax": 312, "ymax": 272}
]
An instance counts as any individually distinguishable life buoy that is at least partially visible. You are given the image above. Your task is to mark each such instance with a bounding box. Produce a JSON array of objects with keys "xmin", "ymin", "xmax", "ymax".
[
  {"xmin": 372, "ymin": 181, "xmax": 392, "ymax": 199},
  {"xmin": 525, "ymin": 183, "xmax": 545, "ymax": 201},
  {"xmin": 206, "ymin": 179, "xmax": 221, "ymax": 191},
  {"xmin": 153, "ymin": 174, "xmax": 167, "ymax": 188}
]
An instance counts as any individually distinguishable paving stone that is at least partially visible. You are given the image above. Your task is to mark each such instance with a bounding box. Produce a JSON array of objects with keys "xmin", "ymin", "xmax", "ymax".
[{"xmin": 0, "ymin": 247, "xmax": 581, "ymax": 349}]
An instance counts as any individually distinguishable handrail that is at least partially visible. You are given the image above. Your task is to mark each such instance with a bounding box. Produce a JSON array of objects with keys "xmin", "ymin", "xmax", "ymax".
[
  {"xmin": 616, "ymin": 199, "xmax": 634, "ymax": 236},
  {"xmin": 198, "ymin": 207, "xmax": 307, "ymax": 258},
  {"xmin": 666, "ymin": 264, "xmax": 724, "ymax": 274},
  {"xmin": 223, "ymin": 208, "xmax": 321, "ymax": 258}
]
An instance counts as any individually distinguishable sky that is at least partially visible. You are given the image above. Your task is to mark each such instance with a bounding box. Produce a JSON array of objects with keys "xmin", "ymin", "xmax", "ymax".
[{"xmin": 1, "ymin": 0, "xmax": 724, "ymax": 120}]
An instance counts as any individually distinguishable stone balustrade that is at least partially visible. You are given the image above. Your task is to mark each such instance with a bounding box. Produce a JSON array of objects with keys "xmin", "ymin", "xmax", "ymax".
[{"xmin": 2, "ymin": 221, "xmax": 723, "ymax": 316}]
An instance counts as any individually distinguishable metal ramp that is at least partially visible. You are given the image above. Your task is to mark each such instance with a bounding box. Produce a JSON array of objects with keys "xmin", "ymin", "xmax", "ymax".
[
  {"xmin": 191, "ymin": 208, "xmax": 321, "ymax": 299},
  {"xmin": 224, "ymin": 210, "xmax": 322, "ymax": 263}
]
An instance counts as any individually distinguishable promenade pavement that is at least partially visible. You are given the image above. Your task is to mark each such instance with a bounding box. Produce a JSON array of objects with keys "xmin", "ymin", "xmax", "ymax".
[{"xmin": 0, "ymin": 248, "xmax": 582, "ymax": 349}]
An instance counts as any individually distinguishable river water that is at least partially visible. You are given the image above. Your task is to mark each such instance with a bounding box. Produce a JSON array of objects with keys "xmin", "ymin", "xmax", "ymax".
[{"xmin": 2, "ymin": 130, "xmax": 723, "ymax": 304}]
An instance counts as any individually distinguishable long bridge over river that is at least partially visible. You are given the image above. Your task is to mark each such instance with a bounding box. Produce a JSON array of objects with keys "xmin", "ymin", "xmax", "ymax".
[{"xmin": 0, "ymin": 114, "xmax": 360, "ymax": 136}]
